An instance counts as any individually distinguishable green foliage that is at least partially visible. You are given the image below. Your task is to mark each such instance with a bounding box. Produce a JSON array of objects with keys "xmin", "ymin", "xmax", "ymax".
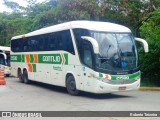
[
  {"xmin": 28, "ymin": 0, "xmax": 102, "ymax": 30},
  {"xmin": 140, "ymin": 8, "xmax": 160, "ymax": 86},
  {"xmin": 0, "ymin": 12, "xmax": 33, "ymax": 46},
  {"xmin": 55, "ymin": 0, "xmax": 101, "ymax": 22},
  {"xmin": 140, "ymin": 8, "xmax": 160, "ymax": 47},
  {"xmin": 31, "ymin": 7, "xmax": 58, "ymax": 30},
  {"xmin": 0, "ymin": 14, "xmax": 7, "ymax": 46},
  {"xmin": 6, "ymin": 17, "xmax": 33, "ymax": 35},
  {"xmin": 101, "ymin": 0, "xmax": 160, "ymax": 36}
]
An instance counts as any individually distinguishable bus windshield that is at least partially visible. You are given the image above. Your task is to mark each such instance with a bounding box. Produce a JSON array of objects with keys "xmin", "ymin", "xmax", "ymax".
[
  {"xmin": 90, "ymin": 32, "xmax": 138, "ymax": 73},
  {"xmin": 0, "ymin": 54, "xmax": 5, "ymax": 65}
]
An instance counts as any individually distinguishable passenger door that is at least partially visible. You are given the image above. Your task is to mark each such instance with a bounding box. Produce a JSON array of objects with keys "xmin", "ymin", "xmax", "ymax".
[{"xmin": 79, "ymin": 41, "xmax": 95, "ymax": 91}]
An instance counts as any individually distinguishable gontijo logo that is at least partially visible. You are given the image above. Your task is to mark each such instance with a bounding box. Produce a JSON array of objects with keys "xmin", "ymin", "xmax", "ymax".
[
  {"xmin": 116, "ymin": 75, "xmax": 129, "ymax": 80},
  {"xmin": 38, "ymin": 54, "xmax": 68, "ymax": 65},
  {"xmin": 43, "ymin": 55, "xmax": 61, "ymax": 62}
]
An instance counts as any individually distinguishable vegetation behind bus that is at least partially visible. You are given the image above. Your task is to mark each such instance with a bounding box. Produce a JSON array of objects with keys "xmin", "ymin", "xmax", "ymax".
[{"xmin": 0, "ymin": 0, "xmax": 160, "ymax": 86}]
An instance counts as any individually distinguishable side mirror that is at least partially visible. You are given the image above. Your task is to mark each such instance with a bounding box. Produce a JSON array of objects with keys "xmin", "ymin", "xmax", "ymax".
[
  {"xmin": 81, "ymin": 36, "xmax": 99, "ymax": 54},
  {"xmin": 135, "ymin": 38, "xmax": 149, "ymax": 53}
]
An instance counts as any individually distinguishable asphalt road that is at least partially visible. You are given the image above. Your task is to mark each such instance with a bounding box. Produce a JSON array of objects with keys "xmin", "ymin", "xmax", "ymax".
[{"xmin": 0, "ymin": 77, "xmax": 160, "ymax": 120}]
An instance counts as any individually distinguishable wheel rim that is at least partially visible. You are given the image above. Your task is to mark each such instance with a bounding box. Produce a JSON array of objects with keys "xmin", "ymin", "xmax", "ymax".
[{"xmin": 69, "ymin": 81, "xmax": 76, "ymax": 91}]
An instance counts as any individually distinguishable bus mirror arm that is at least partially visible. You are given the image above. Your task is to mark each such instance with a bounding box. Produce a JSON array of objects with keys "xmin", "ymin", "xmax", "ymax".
[
  {"xmin": 81, "ymin": 36, "xmax": 99, "ymax": 54},
  {"xmin": 135, "ymin": 38, "xmax": 149, "ymax": 53}
]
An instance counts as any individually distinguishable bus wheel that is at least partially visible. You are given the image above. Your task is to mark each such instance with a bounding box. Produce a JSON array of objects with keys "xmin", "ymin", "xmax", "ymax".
[
  {"xmin": 23, "ymin": 70, "xmax": 30, "ymax": 84},
  {"xmin": 66, "ymin": 75, "xmax": 79, "ymax": 95},
  {"xmin": 18, "ymin": 69, "xmax": 24, "ymax": 83},
  {"xmin": 6, "ymin": 74, "xmax": 10, "ymax": 77}
]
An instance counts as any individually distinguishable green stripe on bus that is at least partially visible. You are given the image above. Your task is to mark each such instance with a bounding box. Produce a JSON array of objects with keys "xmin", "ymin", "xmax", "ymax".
[
  {"xmin": 64, "ymin": 54, "xmax": 68, "ymax": 65},
  {"xmin": 21, "ymin": 55, "xmax": 25, "ymax": 62},
  {"xmin": 10, "ymin": 55, "xmax": 22, "ymax": 62},
  {"xmin": 30, "ymin": 54, "xmax": 34, "ymax": 63},
  {"xmin": 11, "ymin": 53, "xmax": 69, "ymax": 65},
  {"xmin": 32, "ymin": 64, "xmax": 36, "ymax": 72},
  {"xmin": 99, "ymin": 73, "xmax": 103, "ymax": 78},
  {"xmin": 111, "ymin": 71, "xmax": 140, "ymax": 81}
]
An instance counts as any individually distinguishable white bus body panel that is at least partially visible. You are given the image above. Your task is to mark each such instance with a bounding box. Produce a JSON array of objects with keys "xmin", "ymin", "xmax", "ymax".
[{"xmin": 11, "ymin": 21, "xmax": 141, "ymax": 94}]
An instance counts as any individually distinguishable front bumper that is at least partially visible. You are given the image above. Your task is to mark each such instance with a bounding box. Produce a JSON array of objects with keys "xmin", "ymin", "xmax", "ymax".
[{"xmin": 93, "ymin": 78, "xmax": 140, "ymax": 93}]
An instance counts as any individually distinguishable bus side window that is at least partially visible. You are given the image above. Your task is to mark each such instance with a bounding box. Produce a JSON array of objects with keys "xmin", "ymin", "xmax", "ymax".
[
  {"xmin": 44, "ymin": 34, "xmax": 50, "ymax": 51},
  {"xmin": 49, "ymin": 33, "xmax": 56, "ymax": 50},
  {"xmin": 38, "ymin": 36, "xmax": 45, "ymax": 51},
  {"xmin": 57, "ymin": 33, "xmax": 62, "ymax": 50},
  {"xmin": 73, "ymin": 28, "xmax": 90, "ymax": 59},
  {"xmin": 31, "ymin": 39, "xmax": 38, "ymax": 51},
  {"xmin": 62, "ymin": 31, "xmax": 67, "ymax": 50},
  {"xmin": 23, "ymin": 38, "xmax": 28, "ymax": 52},
  {"xmin": 27, "ymin": 39, "xmax": 32, "ymax": 51},
  {"xmin": 66, "ymin": 30, "xmax": 75, "ymax": 55},
  {"xmin": 83, "ymin": 45, "xmax": 93, "ymax": 68},
  {"xmin": 11, "ymin": 39, "xmax": 22, "ymax": 52}
]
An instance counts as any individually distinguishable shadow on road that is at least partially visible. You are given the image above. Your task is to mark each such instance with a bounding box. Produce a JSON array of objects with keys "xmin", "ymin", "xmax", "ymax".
[
  {"xmin": 18, "ymin": 80, "xmax": 133, "ymax": 100},
  {"xmin": 29, "ymin": 80, "xmax": 68, "ymax": 94},
  {"xmin": 79, "ymin": 92, "xmax": 133, "ymax": 99}
]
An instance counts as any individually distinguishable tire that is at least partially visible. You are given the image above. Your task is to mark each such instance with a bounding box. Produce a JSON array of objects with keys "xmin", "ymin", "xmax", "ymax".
[
  {"xmin": 23, "ymin": 70, "xmax": 30, "ymax": 84},
  {"xmin": 5, "ymin": 74, "xmax": 10, "ymax": 77},
  {"xmin": 18, "ymin": 69, "xmax": 24, "ymax": 83},
  {"xmin": 66, "ymin": 75, "xmax": 79, "ymax": 95}
]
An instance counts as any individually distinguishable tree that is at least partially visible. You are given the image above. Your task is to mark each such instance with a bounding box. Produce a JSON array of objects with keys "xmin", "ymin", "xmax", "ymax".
[
  {"xmin": 0, "ymin": 13, "xmax": 8, "ymax": 46},
  {"xmin": 140, "ymin": 7, "xmax": 160, "ymax": 86},
  {"xmin": 31, "ymin": 0, "xmax": 101, "ymax": 30},
  {"xmin": 100, "ymin": 0, "xmax": 160, "ymax": 36},
  {"xmin": 54, "ymin": 0, "xmax": 101, "ymax": 22}
]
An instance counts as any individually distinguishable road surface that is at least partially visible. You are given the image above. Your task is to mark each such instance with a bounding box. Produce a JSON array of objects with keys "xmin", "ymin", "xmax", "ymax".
[{"xmin": 0, "ymin": 77, "xmax": 160, "ymax": 120}]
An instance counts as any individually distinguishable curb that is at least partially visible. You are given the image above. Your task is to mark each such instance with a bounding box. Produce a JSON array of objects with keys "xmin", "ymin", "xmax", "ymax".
[{"xmin": 139, "ymin": 87, "xmax": 160, "ymax": 91}]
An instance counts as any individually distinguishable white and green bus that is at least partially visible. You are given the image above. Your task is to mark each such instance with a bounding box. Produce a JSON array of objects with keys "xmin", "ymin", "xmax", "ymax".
[
  {"xmin": 0, "ymin": 46, "xmax": 11, "ymax": 77},
  {"xmin": 11, "ymin": 21, "xmax": 148, "ymax": 95}
]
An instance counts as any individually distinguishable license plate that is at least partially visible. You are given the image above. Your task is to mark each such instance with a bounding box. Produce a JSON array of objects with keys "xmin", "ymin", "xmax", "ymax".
[{"xmin": 119, "ymin": 86, "xmax": 126, "ymax": 90}]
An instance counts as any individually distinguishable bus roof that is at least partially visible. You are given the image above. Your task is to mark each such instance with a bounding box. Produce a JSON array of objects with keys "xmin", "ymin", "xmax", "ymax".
[
  {"xmin": 11, "ymin": 21, "xmax": 131, "ymax": 40},
  {"xmin": 0, "ymin": 46, "xmax": 10, "ymax": 51}
]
